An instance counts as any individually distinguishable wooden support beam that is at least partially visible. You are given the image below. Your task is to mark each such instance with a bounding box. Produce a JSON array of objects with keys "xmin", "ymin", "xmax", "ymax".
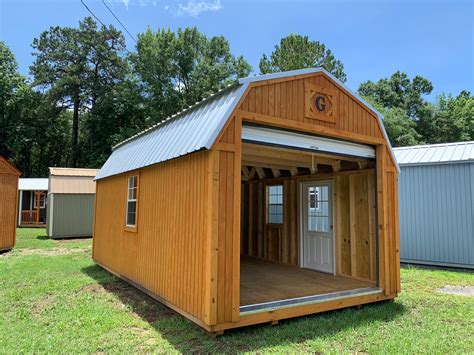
[
  {"xmin": 255, "ymin": 167, "xmax": 265, "ymax": 179},
  {"xmin": 271, "ymin": 168, "xmax": 281, "ymax": 178},
  {"xmin": 349, "ymin": 175, "xmax": 357, "ymax": 278},
  {"xmin": 241, "ymin": 166, "xmax": 250, "ymax": 177},
  {"xmin": 248, "ymin": 167, "xmax": 257, "ymax": 179},
  {"xmin": 289, "ymin": 167, "xmax": 299, "ymax": 176},
  {"xmin": 358, "ymin": 161, "xmax": 369, "ymax": 170},
  {"xmin": 332, "ymin": 161, "xmax": 342, "ymax": 172}
]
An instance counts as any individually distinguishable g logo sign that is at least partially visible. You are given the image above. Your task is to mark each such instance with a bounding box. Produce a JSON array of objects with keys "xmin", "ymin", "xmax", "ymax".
[
  {"xmin": 315, "ymin": 96, "xmax": 326, "ymax": 112},
  {"xmin": 305, "ymin": 82, "xmax": 336, "ymax": 123}
]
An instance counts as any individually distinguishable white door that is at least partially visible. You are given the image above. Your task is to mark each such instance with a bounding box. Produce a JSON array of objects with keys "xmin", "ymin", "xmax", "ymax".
[{"xmin": 301, "ymin": 181, "xmax": 334, "ymax": 274}]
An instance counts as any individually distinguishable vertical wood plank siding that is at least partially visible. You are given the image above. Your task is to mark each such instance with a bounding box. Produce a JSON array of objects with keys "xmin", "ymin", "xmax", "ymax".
[
  {"xmin": 93, "ymin": 150, "xmax": 212, "ymax": 324},
  {"xmin": 334, "ymin": 171, "xmax": 376, "ymax": 282},
  {"xmin": 214, "ymin": 116, "xmax": 241, "ymax": 323},
  {"xmin": 239, "ymin": 73, "xmax": 383, "ymax": 139},
  {"xmin": 0, "ymin": 170, "xmax": 19, "ymax": 250}
]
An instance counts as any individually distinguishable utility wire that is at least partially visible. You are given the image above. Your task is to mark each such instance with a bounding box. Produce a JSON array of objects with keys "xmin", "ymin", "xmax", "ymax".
[
  {"xmin": 80, "ymin": 0, "xmax": 133, "ymax": 54},
  {"xmin": 101, "ymin": 0, "xmax": 137, "ymax": 44},
  {"xmin": 80, "ymin": 0, "xmax": 107, "ymax": 27}
]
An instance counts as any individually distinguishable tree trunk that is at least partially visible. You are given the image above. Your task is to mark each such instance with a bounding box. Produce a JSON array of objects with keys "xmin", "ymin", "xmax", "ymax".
[{"xmin": 71, "ymin": 96, "xmax": 80, "ymax": 168}]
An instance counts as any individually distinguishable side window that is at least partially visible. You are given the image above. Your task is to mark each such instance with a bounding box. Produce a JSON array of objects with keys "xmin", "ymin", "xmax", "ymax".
[
  {"xmin": 126, "ymin": 176, "xmax": 138, "ymax": 227},
  {"xmin": 267, "ymin": 185, "xmax": 283, "ymax": 224}
]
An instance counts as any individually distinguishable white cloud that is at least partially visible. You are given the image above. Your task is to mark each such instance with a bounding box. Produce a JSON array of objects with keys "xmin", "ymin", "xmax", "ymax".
[
  {"xmin": 166, "ymin": 0, "xmax": 223, "ymax": 17},
  {"xmin": 115, "ymin": 0, "xmax": 157, "ymax": 9}
]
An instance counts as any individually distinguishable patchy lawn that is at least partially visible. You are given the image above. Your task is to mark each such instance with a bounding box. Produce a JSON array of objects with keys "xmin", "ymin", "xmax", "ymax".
[{"xmin": 1, "ymin": 228, "xmax": 473, "ymax": 353}]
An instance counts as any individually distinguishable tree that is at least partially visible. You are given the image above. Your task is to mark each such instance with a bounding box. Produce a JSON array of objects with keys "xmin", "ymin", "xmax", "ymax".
[
  {"xmin": 0, "ymin": 41, "xmax": 25, "ymax": 158},
  {"xmin": 0, "ymin": 41, "xmax": 70, "ymax": 176},
  {"xmin": 30, "ymin": 17, "xmax": 127, "ymax": 167},
  {"xmin": 259, "ymin": 34, "xmax": 346, "ymax": 82},
  {"xmin": 358, "ymin": 71, "xmax": 433, "ymax": 120},
  {"xmin": 376, "ymin": 106, "xmax": 423, "ymax": 147},
  {"xmin": 131, "ymin": 27, "xmax": 251, "ymax": 122},
  {"xmin": 359, "ymin": 72, "xmax": 473, "ymax": 145},
  {"xmin": 419, "ymin": 91, "xmax": 473, "ymax": 143}
]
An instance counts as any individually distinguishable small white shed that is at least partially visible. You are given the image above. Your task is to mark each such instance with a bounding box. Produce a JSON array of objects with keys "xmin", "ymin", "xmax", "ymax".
[{"xmin": 394, "ymin": 141, "xmax": 474, "ymax": 269}]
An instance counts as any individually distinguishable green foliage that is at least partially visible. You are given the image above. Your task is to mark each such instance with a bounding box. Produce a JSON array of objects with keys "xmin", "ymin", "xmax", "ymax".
[
  {"xmin": 131, "ymin": 27, "xmax": 251, "ymax": 122},
  {"xmin": 259, "ymin": 34, "xmax": 346, "ymax": 82},
  {"xmin": 359, "ymin": 71, "xmax": 472, "ymax": 146},
  {"xmin": 30, "ymin": 17, "xmax": 127, "ymax": 167},
  {"xmin": 0, "ymin": 42, "xmax": 70, "ymax": 176},
  {"xmin": 367, "ymin": 98, "xmax": 423, "ymax": 147},
  {"xmin": 358, "ymin": 71, "xmax": 433, "ymax": 119},
  {"xmin": 418, "ymin": 91, "xmax": 473, "ymax": 143}
]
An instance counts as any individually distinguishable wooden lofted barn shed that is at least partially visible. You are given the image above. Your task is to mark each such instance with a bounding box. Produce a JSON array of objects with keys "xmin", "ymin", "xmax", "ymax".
[
  {"xmin": 0, "ymin": 156, "xmax": 21, "ymax": 252},
  {"xmin": 93, "ymin": 68, "xmax": 400, "ymax": 334}
]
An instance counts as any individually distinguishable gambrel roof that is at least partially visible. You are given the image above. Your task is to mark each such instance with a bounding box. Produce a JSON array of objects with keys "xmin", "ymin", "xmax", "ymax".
[{"xmin": 96, "ymin": 68, "xmax": 397, "ymax": 180}]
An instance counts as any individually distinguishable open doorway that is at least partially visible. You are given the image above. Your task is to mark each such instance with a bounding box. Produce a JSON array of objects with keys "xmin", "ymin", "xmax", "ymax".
[{"xmin": 239, "ymin": 140, "xmax": 379, "ymax": 314}]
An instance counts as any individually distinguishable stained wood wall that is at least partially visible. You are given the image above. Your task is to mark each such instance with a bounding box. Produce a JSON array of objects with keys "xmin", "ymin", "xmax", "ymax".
[
  {"xmin": 240, "ymin": 170, "xmax": 377, "ymax": 283},
  {"xmin": 93, "ymin": 150, "xmax": 213, "ymax": 326},
  {"xmin": 241, "ymin": 179, "xmax": 299, "ymax": 266},
  {"xmin": 335, "ymin": 171, "xmax": 376, "ymax": 282},
  {"xmin": 0, "ymin": 159, "xmax": 20, "ymax": 251},
  {"xmin": 213, "ymin": 116, "xmax": 242, "ymax": 323},
  {"xmin": 239, "ymin": 72, "xmax": 383, "ymax": 138}
]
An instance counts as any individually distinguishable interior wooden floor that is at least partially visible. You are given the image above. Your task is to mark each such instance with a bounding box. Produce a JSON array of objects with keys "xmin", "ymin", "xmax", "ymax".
[{"xmin": 240, "ymin": 255, "xmax": 374, "ymax": 306}]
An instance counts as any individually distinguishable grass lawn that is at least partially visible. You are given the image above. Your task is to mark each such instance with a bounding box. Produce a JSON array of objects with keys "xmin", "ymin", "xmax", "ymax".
[{"xmin": 1, "ymin": 228, "xmax": 473, "ymax": 353}]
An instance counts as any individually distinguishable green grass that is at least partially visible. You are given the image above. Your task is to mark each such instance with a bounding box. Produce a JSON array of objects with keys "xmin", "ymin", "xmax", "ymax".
[{"xmin": 1, "ymin": 228, "xmax": 473, "ymax": 353}]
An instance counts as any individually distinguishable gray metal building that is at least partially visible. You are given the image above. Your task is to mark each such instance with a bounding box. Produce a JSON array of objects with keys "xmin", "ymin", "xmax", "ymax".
[
  {"xmin": 394, "ymin": 142, "xmax": 474, "ymax": 269},
  {"xmin": 46, "ymin": 167, "xmax": 99, "ymax": 238}
]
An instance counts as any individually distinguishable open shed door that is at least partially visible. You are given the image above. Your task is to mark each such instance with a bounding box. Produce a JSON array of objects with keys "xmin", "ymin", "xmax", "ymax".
[{"xmin": 242, "ymin": 125, "xmax": 375, "ymax": 159}]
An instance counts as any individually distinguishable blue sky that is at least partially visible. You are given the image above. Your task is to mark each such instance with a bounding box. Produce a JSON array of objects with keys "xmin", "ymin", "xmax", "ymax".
[{"xmin": 1, "ymin": 0, "xmax": 473, "ymax": 99}]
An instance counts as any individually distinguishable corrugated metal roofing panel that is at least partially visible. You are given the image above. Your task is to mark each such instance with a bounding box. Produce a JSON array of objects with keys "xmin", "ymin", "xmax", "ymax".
[
  {"xmin": 96, "ymin": 83, "xmax": 248, "ymax": 180},
  {"xmin": 393, "ymin": 141, "xmax": 474, "ymax": 165},
  {"xmin": 18, "ymin": 178, "xmax": 48, "ymax": 191}
]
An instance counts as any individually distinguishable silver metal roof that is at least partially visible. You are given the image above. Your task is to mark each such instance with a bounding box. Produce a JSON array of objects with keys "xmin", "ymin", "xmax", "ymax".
[
  {"xmin": 95, "ymin": 83, "xmax": 248, "ymax": 180},
  {"xmin": 96, "ymin": 67, "xmax": 398, "ymax": 180},
  {"xmin": 393, "ymin": 141, "xmax": 474, "ymax": 166},
  {"xmin": 19, "ymin": 178, "xmax": 48, "ymax": 191}
]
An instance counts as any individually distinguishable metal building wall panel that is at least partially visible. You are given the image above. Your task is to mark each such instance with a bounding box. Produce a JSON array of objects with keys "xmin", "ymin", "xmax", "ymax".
[
  {"xmin": 50, "ymin": 194, "xmax": 95, "ymax": 238},
  {"xmin": 398, "ymin": 163, "xmax": 474, "ymax": 268}
]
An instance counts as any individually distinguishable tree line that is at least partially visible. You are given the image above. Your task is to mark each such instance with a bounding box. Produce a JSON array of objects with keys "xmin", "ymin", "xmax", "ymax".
[{"xmin": 1, "ymin": 18, "xmax": 472, "ymax": 177}]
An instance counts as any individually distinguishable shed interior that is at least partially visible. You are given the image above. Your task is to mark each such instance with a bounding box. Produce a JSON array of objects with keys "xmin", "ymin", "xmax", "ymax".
[{"xmin": 239, "ymin": 142, "xmax": 379, "ymax": 312}]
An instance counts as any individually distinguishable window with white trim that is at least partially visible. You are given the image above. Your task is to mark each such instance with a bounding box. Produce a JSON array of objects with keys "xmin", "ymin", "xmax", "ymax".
[
  {"xmin": 126, "ymin": 176, "xmax": 138, "ymax": 227},
  {"xmin": 267, "ymin": 185, "xmax": 283, "ymax": 224},
  {"xmin": 33, "ymin": 193, "xmax": 46, "ymax": 209}
]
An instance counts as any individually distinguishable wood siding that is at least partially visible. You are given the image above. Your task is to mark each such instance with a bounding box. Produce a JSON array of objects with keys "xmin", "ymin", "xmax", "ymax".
[
  {"xmin": 0, "ymin": 158, "xmax": 20, "ymax": 251},
  {"xmin": 93, "ymin": 151, "xmax": 213, "ymax": 326},
  {"xmin": 214, "ymin": 116, "xmax": 242, "ymax": 323},
  {"xmin": 241, "ymin": 179, "xmax": 299, "ymax": 266},
  {"xmin": 335, "ymin": 171, "xmax": 376, "ymax": 282},
  {"xmin": 239, "ymin": 72, "xmax": 383, "ymax": 138}
]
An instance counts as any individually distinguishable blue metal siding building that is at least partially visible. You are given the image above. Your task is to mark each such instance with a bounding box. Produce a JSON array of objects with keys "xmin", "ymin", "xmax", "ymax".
[{"xmin": 394, "ymin": 142, "xmax": 474, "ymax": 269}]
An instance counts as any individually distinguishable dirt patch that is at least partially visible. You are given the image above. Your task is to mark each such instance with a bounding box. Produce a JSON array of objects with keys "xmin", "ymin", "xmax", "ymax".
[
  {"xmin": 8, "ymin": 247, "xmax": 90, "ymax": 257},
  {"xmin": 436, "ymin": 285, "xmax": 474, "ymax": 297},
  {"xmin": 80, "ymin": 282, "xmax": 175, "ymax": 323},
  {"xmin": 32, "ymin": 294, "xmax": 57, "ymax": 318}
]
